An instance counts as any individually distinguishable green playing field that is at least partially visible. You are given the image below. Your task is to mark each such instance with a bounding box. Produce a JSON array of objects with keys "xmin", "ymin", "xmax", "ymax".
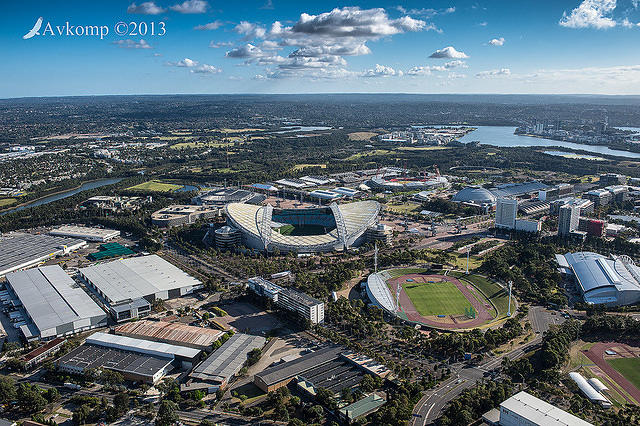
[
  {"xmin": 402, "ymin": 279, "xmax": 472, "ymax": 316},
  {"xmin": 607, "ymin": 357, "xmax": 640, "ymax": 391}
]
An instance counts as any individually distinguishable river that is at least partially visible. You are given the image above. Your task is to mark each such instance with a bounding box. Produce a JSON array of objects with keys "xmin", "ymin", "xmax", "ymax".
[
  {"xmin": 1, "ymin": 177, "xmax": 123, "ymax": 216},
  {"xmin": 456, "ymin": 126, "xmax": 640, "ymax": 159}
]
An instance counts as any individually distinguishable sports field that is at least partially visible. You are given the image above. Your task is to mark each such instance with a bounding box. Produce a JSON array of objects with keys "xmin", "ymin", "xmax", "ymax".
[
  {"xmin": 403, "ymin": 280, "xmax": 472, "ymax": 316},
  {"xmin": 126, "ymin": 180, "xmax": 183, "ymax": 192},
  {"xmin": 608, "ymin": 358, "xmax": 640, "ymax": 391}
]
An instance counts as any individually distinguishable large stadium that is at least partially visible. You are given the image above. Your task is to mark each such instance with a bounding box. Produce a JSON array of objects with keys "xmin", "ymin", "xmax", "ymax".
[
  {"xmin": 366, "ymin": 268, "xmax": 511, "ymax": 330},
  {"xmin": 225, "ymin": 200, "xmax": 380, "ymax": 253}
]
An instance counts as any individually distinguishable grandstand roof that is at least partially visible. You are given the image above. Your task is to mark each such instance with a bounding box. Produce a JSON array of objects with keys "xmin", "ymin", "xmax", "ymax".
[
  {"xmin": 365, "ymin": 272, "xmax": 396, "ymax": 312},
  {"xmin": 225, "ymin": 200, "xmax": 380, "ymax": 252}
]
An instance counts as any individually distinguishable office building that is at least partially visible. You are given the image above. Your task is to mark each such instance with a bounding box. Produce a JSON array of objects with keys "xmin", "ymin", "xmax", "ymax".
[
  {"xmin": 79, "ymin": 255, "xmax": 202, "ymax": 321},
  {"xmin": 584, "ymin": 189, "xmax": 612, "ymax": 207},
  {"xmin": 599, "ymin": 173, "xmax": 627, "ymax": 186},
  {"xmin": 151, "ymin": 205, "xmax": 218, "ymax": 227},
  {"xmin": 247, "ymin": 277, "xmax": 325, "ymax": 324},
  {"xmin": 4, "ymin": 266, "xmax": 107, "ymax": 340},
  {"xmin": 558, "ymin": 204, "xmax": 579, "ymax": 236},
  {"xmin": 495, "ymin": 198, "xmax": 517, "ymax": 229}
]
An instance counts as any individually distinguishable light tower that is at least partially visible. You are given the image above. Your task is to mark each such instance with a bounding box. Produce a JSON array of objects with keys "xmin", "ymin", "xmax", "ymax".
[
  {"xmin": 374, "ymin": 242, "xmax": 378, "ymax": 273},
  {"xmin": 507, "ymin": 280, "xmax": 513, "ymax": 316},
  {"xmin": 396, "ymin": 281, "xmax": 401, "ymax": 312},
  {"xmin": 466, "ymin": 247, "xmax": 470, "ymax": 275}
]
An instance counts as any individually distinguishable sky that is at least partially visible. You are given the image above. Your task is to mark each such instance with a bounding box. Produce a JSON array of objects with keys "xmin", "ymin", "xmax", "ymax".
[{"xmin": 2, "ymin": 0, "xmax": 640, "ymax": 97}]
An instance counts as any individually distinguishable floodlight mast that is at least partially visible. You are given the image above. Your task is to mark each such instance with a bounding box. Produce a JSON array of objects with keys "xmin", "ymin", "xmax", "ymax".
[{"xmin": 507, "ymin": 280, "xmax": 513, "ymax": 316}]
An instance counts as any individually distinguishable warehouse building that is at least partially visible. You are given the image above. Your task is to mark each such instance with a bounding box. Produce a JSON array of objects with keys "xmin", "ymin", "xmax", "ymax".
[
  {"xmin": 483, "ymin": 391, "xmax": 593, "ymax": 426},
  {"xmin": 49, "ymin": 225, "xmax": 120, "ymax": 242},
  {"xmin": 190, "ymin": 333, "xmax": 265, "ymax": 389},
  {"xmin": 338, "ymin": 393, "xmax": 387, "ymax": 424},
  {"xmin": 254, "ymin": 346, "xmax": 385, "ymax": 396},
  {"xmin": 4, "ymin": 266, "xmax": 107, "ymax": 340},
  {"xmin": 151, "ymin": 204, "xmax": 218, "ymax": 227},
  {"xmin": 0, "ymin": 233, "xmax": 86, "ymax": 277},
  {"xmin": 79, "ymin": 255, "xmax": 202, "ymax": 321},
  {"xmin": 115, "ymin": 320, "xmax": 224, "ymax": 351},
  {"xmin": 247, "ymin": 277, "xmax": 325, "ymax": 324},
  {"xmin": 556, "ymin": 252, "xmax": 640, "ymax": 306},
  {"xmin": 56, "ymin": 332, "xmax": 201, "ymax": 384}
]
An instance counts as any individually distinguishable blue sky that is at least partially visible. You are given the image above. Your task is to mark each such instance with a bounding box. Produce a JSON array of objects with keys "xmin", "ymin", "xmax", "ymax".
[{"xmin": 2, "ymin": 0, "xmax": 640, "ymax": 97}]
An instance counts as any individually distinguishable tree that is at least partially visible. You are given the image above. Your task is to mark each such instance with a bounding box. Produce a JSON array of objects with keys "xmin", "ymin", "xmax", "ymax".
[
  {"xmin": 17, "ymin": 383, "xmax": 46, "ymax": 414},
  {"xmin": 101, "ymin": 369, "xmax": 124, "ymax": 386},
  {"xmin": 44, "ymin": 387, "xmax": 60, "ymax": 403},
  {"xmin": 247, "ymin": 348, "xmax": 262, "ymax": 366},
  {"xmin": 155, "ymin": 400, "xmax": 179, "ymax": 426},
  {"xmin": 0, "ymin": 377, "xmax": 17, "ymax": 404},
  {"xmin": 72, "ymin": 404, "xmax": 91, "ymax": 425},
  {"xmin": 113, "ymin": 392, "xmax": 130, "ymax": 416}
]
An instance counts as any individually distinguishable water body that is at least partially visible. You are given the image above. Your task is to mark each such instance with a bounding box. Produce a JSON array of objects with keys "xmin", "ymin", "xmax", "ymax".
[
  {"xmin": 457, "ymin": 126, "xmax": 640, "ymax": 159},
  {"xmin": 1, "ymin": 177, "xmax": 123, "ymax": 216},
  {"xmin": 271, "ymin": 126, "xmax": 332, "ymax": 134},
  {"xmin": 176, "ymin": 184, "xmax": 198, "ymax": 192}
]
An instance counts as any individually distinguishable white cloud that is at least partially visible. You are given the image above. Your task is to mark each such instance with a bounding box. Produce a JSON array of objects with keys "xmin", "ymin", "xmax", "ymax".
[
  {"xmin": 260, "ymin": 0, "xmax": 274, "ymax": 10},
  {"xmin": 559, "ymin": 0, "xmax": 617, "ymax": 29},
  {"xmin": 225, "ymin": 44, "xmax": 264, "ymax": 58},
  {"xmin": 488, "ymin": 37, "xmax": 505, "ymax": 46},
  {"xmin": 444, "ymin": 60, "xmax": 467, "ymax": 68},
  {"xmin": 288, "ymin": 44, "xmax": 371, "ymax": 57},
  {"xmin": 291, "ymin": 7, "xmax": 430, "ymax": 37},
  {"xmin": 478, "ymin": 21, "xmax": 488, "ymax": 26},
  {"xmin": 361, "ymin": 64, "xmax": 402, "ymax": 77},
  {"xmin": 168, "ymin": 58, "xmax": 221, "ymax": 74},
  {"xmin": 170, "ymin": 0, "xmax": 209, "ymax": 14},
  {"xmin": 112, "ymin": 39, "xmax": 152, "ymax": 49},
  {"xmin": 429, "ymin": 46, "xmax": 468, "ymax": 58},
  {"xmin": 235, "ymin": 21, "xmax": 267, "ymax": 39},
  {"xmin": 127, "ymin": 2, "xmax": 166, "ymax": 15},
  {"xmin": 194, "ymin": 21, "xmax": 223, "ymax": 30},
  {"xmin": 407, "ymin": 60, "xmax": 467, "ymax": 76},
  {"xmin": 476, "ymin": 68, "xmax": 511, "ymax": 78},
  {"xmin": 209, "ymin": 41, "xmax": 234, "ymax": 48},
  {"xmin": 395, "ymin": 6, "xmax": 455, "ymax": 16}
]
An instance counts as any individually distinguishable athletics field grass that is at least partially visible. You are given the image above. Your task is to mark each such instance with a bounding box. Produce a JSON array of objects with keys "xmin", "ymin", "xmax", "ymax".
[
  {"xmin": 403, "ymin": 280, "xmax": 472, "ymax": 316},
  {"xmin": 607, "ymin": 357, "xmax": 640, "ymax": 391},
  {"xmin": 126, "ymin": 180, "xmax": 183, "ymax": 193}
]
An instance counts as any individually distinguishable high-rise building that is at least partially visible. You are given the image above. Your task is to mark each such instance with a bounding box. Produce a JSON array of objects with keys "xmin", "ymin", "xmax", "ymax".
[
  {"xmin": 558, "ymin": 205, "xmax": 579, "ymax": 236},
  {"xmin": 495, "ymin": 198, "xmax": 517, "ymax": 229}
]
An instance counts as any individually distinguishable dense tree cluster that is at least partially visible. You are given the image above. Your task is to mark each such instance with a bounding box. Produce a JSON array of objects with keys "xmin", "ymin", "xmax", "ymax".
[{"xmin": 437, "ymin": 381, "xmax": 514, "ymax": 426}]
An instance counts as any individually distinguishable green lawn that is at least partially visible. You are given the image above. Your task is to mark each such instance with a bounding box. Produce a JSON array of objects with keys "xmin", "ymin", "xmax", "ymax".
[
  {"xmin": 0, "ymin": 198, "xmax": 16, "ymax": 207},
  {"xmin": 464, "ymin": 274, "xmax": 509, "ymax": 318},
  {"xmin": 403, "ymin": 280, "xmax": 472, "ymax": 316},
  {"xmin": 608, "ymin": 358, "xmax": 640, "ymax": 391},
  {"xmin": 126, "ymin": 180, "xmax": 183, "ymax": 193},
  {"xmin": 386, "ymin": 268, "xmax": 428, "ymax": 279}
]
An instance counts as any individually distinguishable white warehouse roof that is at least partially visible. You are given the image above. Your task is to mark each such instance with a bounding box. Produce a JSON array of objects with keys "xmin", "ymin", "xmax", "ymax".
[
  {"xmin": 5, "ymin": 266, "xmax": 106, "ymax": 338},
  {"xmin": 501, "ymin": 391, "xmax": 593, "ymax": 426},
  {"xmin": 49, "ymin": 225, "xmax": 120, "ymax": 242},
  {"xmin": 87, "ymin": 332, "xmax": 201, "ymax": 360},
  {"xmin": 79, "ymin": 254, "xmax": 202, "ymax": 305}
]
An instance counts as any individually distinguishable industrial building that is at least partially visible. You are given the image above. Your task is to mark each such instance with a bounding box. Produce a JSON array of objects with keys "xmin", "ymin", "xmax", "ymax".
[
  {"xmin": 48, "ymin": 225, "xmax": 120, "ymax": 242},
  {"xmin": 254, "ymin": 346, "xmax": 387, "ymax": 396},
  {"xmin": 79, "ymin": 255, "xmax": 202, "ymax": 321},
  {"xmin": 309, "ymin": 189, "xmax": 343, "ymax": 202},
  {"xmin": 151, "ymin": 204, "xmax": 218, "ymax": 227},
  {"xmin": 275, "ymin": 178, "xmax": 313, "ymax": 189},
  {"xmin": 483, "ymin": 391, "xmax": 593, "ymax": 426},
  {"xmin": 4, "ymin": 266, "xmax": 107, "ymax": 340},
  {"xmin": 338, "ymin": 393, "xmax": 387, "ymax": 424},
  {"xmin": 192, "ymin": 188, "xmax": 263, "ymax": 206},
  {"xmin": 556, "ymin": 252, "xmax": 640, "ymax": 306},
  {"xmin": 247, "ymin": 277, "xmax": 325, "ymax": 324},
  {"xmin": 57, "ymin": 332, "xmax": 201, "ymax": 384},
  {"xmin": 225, "ymin": 200, "xmax": 380, "ymax": 253},
  {"xmin": 22, "ymin": 337, "xmax": 66, "ymax": 369},
  {"xmin": 115, "ymin": 320, "xmax": 224, "ymax": 351},
  {"xmin": 190, "ymin": 333, "xmax": 265, "ymax": 389},
  {"xmin": 0, "ymin": 232, "xmax": 86, "ymax": 277}
]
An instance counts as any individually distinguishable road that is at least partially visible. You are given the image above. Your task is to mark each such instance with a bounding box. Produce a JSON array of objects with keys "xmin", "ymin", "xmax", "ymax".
[{"xmin": 411, "ymin": 336, "xmax": 544, "ymax": 425}]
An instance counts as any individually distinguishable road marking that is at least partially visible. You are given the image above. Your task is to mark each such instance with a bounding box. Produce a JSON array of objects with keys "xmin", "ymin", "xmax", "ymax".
[{"xmin": 425, "ymin": 403, "xmax": 435, "ymax": 419}]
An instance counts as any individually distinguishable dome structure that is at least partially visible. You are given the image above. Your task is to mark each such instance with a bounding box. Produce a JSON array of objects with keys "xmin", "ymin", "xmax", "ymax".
[{"xmin": 452, "ymin": 186, "xmax": 497, "ymax": 204}]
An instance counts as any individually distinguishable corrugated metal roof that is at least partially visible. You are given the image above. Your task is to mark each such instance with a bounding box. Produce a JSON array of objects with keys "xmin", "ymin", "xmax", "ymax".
[
  {"xmin": 0, "ymin": 233, "xmax": 86, "ymax": 276},
  {"xmin": 5, "ymin": 266, "xmax": 106, "ymax": 336},
  {"xmin": 79, "ymin": 255, "xmax": 201, "ymax": 304},
  {"xmin": 191, "ymin": 333, "xmax": 265, "ymax": 383},
  {"xmin": 87, "ymin": 332, "xmax": 201, "ymax": 360},
  {"xmin": 115, "ymin": 320, "xmax": 223, "ymax": 349},
  {"xmin": 501, "ymin": 391, "xmax": 593, "ymax": 425}
]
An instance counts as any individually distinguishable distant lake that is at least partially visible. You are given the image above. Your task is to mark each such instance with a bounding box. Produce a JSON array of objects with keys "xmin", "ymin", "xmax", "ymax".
[
  {"xmin": 271, "ymin": 126, "xmax": 332, "ymax": 134},
  {"xmin": 1, "ymin": 177, "xmax": 123, "ymax": 216},
  {"xmin": 456, "ymin": 126, "xmax": 640, "ymax": 159}
]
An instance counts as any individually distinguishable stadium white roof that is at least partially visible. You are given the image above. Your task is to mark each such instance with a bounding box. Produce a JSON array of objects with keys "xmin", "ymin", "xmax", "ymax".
[
  {"xmin": 225, "ymin": 200, "xmax": 380, "ymax": 252},
  {"xmin": 558, "ymin": 252, "xmax": 640, "ymax": 306},
  {"xmin": 501, "ymin": 391, "xmax": 593, "ymax": 426},
  {"xmin": 87, "ymin": 332, "xmax": 201, "ymax": 360},
  {"xmin": 365, "ymin": 272, "xmax": 396, "ymax": 313},
  {"xmin": 79, "ymin": 255, "xmax": 201, "ymax": 304},
  {"xmin": 5, "ymin": 266, "xmax": 105, "ymax": 336}
]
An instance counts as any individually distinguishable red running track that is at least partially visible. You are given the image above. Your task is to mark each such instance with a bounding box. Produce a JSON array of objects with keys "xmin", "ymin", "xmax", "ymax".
[
  {"xmin": 387, "ymin": 274, "xmax": 493, "ymax": 330},
  {"xmin": 583, "ymin": 342, "xmax": 640, "ymax": 404}
]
